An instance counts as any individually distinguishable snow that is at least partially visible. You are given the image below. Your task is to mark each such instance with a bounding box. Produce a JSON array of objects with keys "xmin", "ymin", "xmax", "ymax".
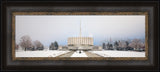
[
  {"xmin": 16, "ymin": 50, "xmax": 70, "ymax": 57},
  {"xmin": 89, "ymin": 50, "xmax": 145, "ymax": 57},
  {"xmin": 16, "ymin": 50, "xmax": 145, "ymax": 58},
  {"xmin": 71, "ymin": 50, "xmax": 88, "ymax": 57}
]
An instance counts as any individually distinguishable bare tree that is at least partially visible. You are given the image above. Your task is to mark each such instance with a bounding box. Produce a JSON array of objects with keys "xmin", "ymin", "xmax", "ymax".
[
  {"xmin": 15, "ymin": 44, "xmax": 19, "ymax": 50},
  {"xmin": 34, "ymin": 40, "xmax": 44, "ymax": 50},
  {"xmin": 121, "ymin": 42, "xmax": 127, "ymax": 48},
  {"xmin": 117, "ymin": 41, "xmax": 127, "ymax": 50},
  {"xmin": 129, "ymin": 39, "xmax": 142, "ymax": 51},
  {"xmin": 19, "ymin": 35, "xmax": 33, "ymax": 51},
  {"xmin": 139, "ymin": 42, "xmax": 145, "ymax": 51}
]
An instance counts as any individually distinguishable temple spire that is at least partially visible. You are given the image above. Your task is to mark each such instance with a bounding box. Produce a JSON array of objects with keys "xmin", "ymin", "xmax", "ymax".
[
  {"xmin": 110, "ymin": 36, "xmax": 112, "ymax": 43},
  {"xmin": 80, "ymin": 20, "xmax": 82, "ymax": 37}
]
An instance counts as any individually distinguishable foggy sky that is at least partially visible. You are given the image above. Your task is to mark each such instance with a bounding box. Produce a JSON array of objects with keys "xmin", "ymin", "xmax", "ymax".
[{"xmin": 15, "ymin": 15, "xmax": 145, "ymax": 46}]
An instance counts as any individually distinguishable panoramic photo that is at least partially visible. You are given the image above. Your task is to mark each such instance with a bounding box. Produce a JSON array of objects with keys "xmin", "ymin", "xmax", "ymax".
[{"xmin": 15, "ymin": 15, "xmax": 146, "ymax": 58}]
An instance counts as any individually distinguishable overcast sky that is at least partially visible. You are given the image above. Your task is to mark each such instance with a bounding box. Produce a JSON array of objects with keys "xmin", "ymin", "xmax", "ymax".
[{"xmin": 15, "ymin": 15, "xmax": 145, "ymax": 46}]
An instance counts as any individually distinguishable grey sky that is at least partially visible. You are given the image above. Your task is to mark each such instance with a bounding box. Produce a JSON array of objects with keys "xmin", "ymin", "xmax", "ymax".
[{"xmin": 15, "ymin": 15, "xmax": 145, "ymax": 46}]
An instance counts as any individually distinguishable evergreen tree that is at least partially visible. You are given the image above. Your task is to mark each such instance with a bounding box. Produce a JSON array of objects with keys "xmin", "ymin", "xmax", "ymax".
[
  {"xmin": 49, "ymin": 41, "xmax": 59, "ymax": 50},
  {"xmin": 126, "ymin": 41, "xmax": 129, "ymax": 47},
  {"xmin": 102, "ymin": 43, "xmax": 106, "ymax": 50},
  {"xmin": 125, "ymin": 41, "xmax": 129, "ymax": 50},
  {"xmin": 54, "ymin": 41, "xmax": 59, "ymax": 50},
  {"xmin": 106, "ymin": 42, "xmax": 110, "ymax": 50},
  {"xmin": 109, "ymin": 44, "xmax": 113, "ymax": 50},
  {"xmin": 49, "ymin": 42, "xmax": 54, "ymax": 50},
  {"xmin": 114, "ymin": 41, "xmax": 119, "ymax": 49}
]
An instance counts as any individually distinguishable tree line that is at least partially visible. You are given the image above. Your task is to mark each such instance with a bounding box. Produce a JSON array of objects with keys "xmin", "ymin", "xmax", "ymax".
[
  {"xmin": 102, "ymin": 39, "xmax": 145, "ymax": 51},
  {"xmin": 16, "ymin": 35, "xmax": 59, "ymax": 51}
]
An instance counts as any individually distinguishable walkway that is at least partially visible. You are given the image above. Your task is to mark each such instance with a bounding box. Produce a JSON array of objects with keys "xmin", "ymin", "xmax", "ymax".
[
  {"xmin": 70, "ymin": 50, "xmax": 88, "ymax": 57},
  {"xmin": 84, "ymin": 51, "xmax": 102, "ymax": 57},
  {"xmin": 56, "ymin": 51, "xmax": 75, "ymax": 57}
]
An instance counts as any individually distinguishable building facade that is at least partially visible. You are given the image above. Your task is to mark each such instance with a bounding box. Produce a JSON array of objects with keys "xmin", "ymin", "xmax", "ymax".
[
  {"xmin": 68, "ymin": 37, "xmax": 93, "ymax": 46},
  {"xmin": 67, "ymin": 37, "xmax": 94, "ymax": 50}
]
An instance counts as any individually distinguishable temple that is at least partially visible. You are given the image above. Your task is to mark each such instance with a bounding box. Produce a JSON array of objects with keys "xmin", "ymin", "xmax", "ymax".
[{"xmin": 67, "ymin": 20, "xmax": 94, "ymax": 51}]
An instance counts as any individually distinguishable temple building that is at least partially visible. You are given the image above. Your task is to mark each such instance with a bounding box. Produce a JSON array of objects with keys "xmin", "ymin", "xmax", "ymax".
[
  {"xmin": 67, "ymin": 21, "xmax": 94, "ymax": 51},
  {"xmin": 68, "ymin": 37, "xmax": 93, "ymax": 46}
]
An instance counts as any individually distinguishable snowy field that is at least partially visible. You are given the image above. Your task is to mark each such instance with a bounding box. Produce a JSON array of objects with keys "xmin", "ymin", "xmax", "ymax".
[
  {"xmin": 16, "ymin": 50, "xmax": 145, "ymax": 57},
  {"xmin": 71, "ymin": 50, "xmax": 88, "ymax": 57},
  {"xmin": 89, "ymin": 50, "xmax": 145, "ymax": 57},
  {"xmin": 16, "ymin": 50, "xmax": 70, "ymax": 57}
]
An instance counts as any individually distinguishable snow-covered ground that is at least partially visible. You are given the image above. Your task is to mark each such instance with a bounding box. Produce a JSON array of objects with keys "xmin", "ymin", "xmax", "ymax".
[
  {"xmin": 16, "ymin": 50, "xmax": 70, "ymax": 57},
  {"xmin": 71, "ymin": 50, "xmax": 88, "ymax": 57},
  {"xmin": 89, "ymin": 50, "xmax": 145, "ymax": 57},
  {"xmin": 15, "ymin": 50, "xmax": 145, "ymax": 57}
]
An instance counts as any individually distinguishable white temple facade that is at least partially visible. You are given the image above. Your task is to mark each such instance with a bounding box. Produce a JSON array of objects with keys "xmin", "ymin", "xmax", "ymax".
[{"xmin": 68, "ymin": 37, "xmax": 93, "ymax": 46}]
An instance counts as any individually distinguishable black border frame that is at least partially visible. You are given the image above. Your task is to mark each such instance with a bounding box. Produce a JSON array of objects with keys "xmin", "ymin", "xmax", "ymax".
[{"xmin": 1, "ymin": 0, "xmax": 159, "ymax": 71}]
